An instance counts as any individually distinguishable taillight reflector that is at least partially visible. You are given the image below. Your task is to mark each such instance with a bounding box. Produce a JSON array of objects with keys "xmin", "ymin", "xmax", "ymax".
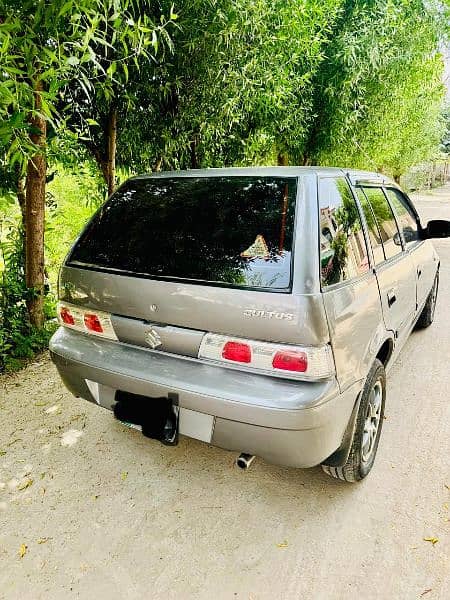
[
  {"xmin": 60, "ymin": 307, "xmax": 75, "ymax": 325},
  {"xmin": 84, "ymin": 313, "xmax": 103, "ymax": 333},
  {"xmin": 198, "ymin": 333, "xmax": 334, "ymax": 381},
  {"xmin": 272, "ymin": 350, "xmax": 307, "ymax": 372},
  {"xmin": 222, "ymin": 341, "xmax": 252, "ymax": 363},
  {"xmin": 57, "ymin": 302, "xmax": 118, "ymax": 341}
]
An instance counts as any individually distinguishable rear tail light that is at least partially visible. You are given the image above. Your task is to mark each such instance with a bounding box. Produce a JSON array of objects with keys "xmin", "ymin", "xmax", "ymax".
[
  {"xmin": 84, "ymin": 313, "xmax": 103, "ymax": 333},
  {"xmin": 60, "ymin": 307, "xmax": 75, "ymax": 326},
  {"xmin": 222, "ymin": 341, "xmax": 252, "ymax": 363},
  {"xmin": 198, "ymin": 333, "xmax": 334, "ymax": 380},
  {"xmin": 57, "ymin": 302, "xmax": 117, "ymax": 340},
  {"xmin": 272, "ymin": 350, "xmax": 307, "ymax": 372}
]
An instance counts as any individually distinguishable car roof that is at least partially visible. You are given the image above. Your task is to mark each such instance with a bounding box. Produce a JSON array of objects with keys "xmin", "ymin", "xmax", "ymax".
[{"xmin": 131, "ymin": 166, "xmax": 394, "ymax": 185}]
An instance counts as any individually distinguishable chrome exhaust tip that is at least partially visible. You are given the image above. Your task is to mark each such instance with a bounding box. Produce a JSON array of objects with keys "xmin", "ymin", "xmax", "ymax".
[{"xmin": 236, "ymin": 453, "xmax": 256, "ymax": 470}]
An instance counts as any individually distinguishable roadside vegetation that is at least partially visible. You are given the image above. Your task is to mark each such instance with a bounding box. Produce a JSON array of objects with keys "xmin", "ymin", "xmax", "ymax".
[{"xmin": 1, "ymin": 0, "xmax": 450, "ymax": 372}]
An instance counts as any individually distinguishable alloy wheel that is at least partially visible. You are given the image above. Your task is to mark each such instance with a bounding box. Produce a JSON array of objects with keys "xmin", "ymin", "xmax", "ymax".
[{"xmin": 361, "ymin": 380, "xmax": 383, "ymax": 463}]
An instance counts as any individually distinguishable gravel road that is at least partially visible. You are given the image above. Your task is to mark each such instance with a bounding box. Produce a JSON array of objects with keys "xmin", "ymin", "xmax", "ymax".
[{"xmin": 1, "ymin": 186, "xmax": 449, "ymax": 600}]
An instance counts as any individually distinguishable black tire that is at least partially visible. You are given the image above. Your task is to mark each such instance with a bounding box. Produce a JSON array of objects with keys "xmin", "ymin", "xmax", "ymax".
[
  {"xmin": 322, "ymin": 359, "xmax": 386, "ymax": 482},
  {"xmin": 415, "ymin": 271, "xmax": 439, "ymax": 329}
]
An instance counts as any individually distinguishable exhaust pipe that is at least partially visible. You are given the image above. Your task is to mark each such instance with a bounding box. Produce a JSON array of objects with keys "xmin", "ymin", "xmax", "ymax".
[{"xmin": 236, "ymin": 453, "xmax": 256, "ymax": 470}]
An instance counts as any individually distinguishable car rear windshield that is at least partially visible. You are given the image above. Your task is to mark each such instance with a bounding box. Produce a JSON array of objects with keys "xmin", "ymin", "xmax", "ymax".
[{"xmin": 68, "ymin": 176, "xmax": 298, "ymax": 291}]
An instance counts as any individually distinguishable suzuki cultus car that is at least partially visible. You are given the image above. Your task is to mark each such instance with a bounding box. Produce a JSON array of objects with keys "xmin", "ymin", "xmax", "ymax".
[{"xmin": 50, "ymin": 167, "xmax": 450, "ymax": 481}]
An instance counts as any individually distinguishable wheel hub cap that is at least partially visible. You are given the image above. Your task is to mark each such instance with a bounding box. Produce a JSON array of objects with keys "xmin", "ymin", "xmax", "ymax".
[{"xmin": 362, "ymin": 380, "xmax": 383, "ymax": 463}]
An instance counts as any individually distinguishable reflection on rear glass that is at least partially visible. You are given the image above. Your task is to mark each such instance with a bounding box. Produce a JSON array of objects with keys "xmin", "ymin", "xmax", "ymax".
[{"xmin": 69, "ymin": 176, "xmax": 297, "ymax": 290}]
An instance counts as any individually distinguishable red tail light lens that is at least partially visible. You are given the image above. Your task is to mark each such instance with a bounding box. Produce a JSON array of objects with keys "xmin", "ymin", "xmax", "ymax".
[
  {"xmin": 199, "ymin": 333, "xmax": 334, "ymax": 380},
  {"xmin": 57, "ymin": 302, "xmax": 117, "ymax": 340},
  {"xmin": 84, "ymin": 313, "xmax": 103, "ymax": 333},
  {"xmin": 272, "ymin": 350, "xmax": 307, "ymax": 372},
  {"xmin": 60, "ymin": 307, "xmax": 75, "ymax": 325},
  {"xmin": 222, "ymin": 341, "xmax": 252, "ymax": 363}
]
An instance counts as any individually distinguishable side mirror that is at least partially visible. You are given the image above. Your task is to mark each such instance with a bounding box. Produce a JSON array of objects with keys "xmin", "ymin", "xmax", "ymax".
[
  {"xmin": 426, "ymin": 220, "xmax": 450, "ymax": 239},
  {"xmin": 393, "ymin": 232, "xmax": 402, "ymax": 246}
]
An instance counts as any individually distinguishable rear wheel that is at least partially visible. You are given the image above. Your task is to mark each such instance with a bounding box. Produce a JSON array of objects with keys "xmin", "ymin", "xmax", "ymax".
[
  {"xmin": 322, "ymin": 359, "xmax": 386, "ymax": 482},
  {"xmin": 415, "ymin": 271, "xmax": 439, "ymax": 329}
]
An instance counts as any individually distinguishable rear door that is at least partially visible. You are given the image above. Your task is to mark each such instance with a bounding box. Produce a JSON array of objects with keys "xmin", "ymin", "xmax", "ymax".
[
  {"xmin": 318, "ymin": 177, "xmax": 383, "ymax": 390},
  {"xmin": 354, "ymin": 186, "xmax": 416, "ymax": 343}
]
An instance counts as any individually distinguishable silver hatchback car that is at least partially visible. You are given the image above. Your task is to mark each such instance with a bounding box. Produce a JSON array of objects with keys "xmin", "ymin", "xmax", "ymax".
[{"xmin": 50, "ymin": 167, "xmax": 450, "ymax": 481}]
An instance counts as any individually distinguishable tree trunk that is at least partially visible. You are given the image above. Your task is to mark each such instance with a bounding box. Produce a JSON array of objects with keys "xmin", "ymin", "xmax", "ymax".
[
  {"xmin": 190, "ymin": 138, "xmax": 199, "ymax": 169},
  {"xmin": 277, "ymin": 152, "xmax": 288, "ymax": 166},
  {"xmin": 25, "ymin": 80, "xmax": 46, "ymax": 329},
  {"xmin": 106, "ymin": 106, "xmax": 117, "ymax": 195},
  {"xmin": 393, "ymin": 174, "xmax": 401, "ymax": 184},
  {"xmin": 17, "ymin": 176, "xmax": 27, "ymax": 259},
  {"xmin": 16, "ymin": 172, "xmax": 26, "ymax": 224},
  {"xmin": 153, "ymin": 157, "xmax": 163, "ymax": 172}
]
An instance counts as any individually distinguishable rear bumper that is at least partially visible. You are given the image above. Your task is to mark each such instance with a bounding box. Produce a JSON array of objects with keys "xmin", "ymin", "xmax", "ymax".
[{"xmin": 49, "ymin": 327, "xmax": 360, "ymax": 468}]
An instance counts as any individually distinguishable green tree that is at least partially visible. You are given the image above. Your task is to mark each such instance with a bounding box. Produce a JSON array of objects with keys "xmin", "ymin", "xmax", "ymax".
[
  {"xmin": 125, "ymin": 0, "xmax": 446, "ymax": 175},
  {"xmin": 306, "ymin": 0, "xmax": 446, "ymax": 174},
  {"xmin": 0, "ymin": 0, "xmax": 170, "ymax": 327},
  {"xmin": 123, "ymin": 0, "xmax": 346, "ymax": 171},
  {"xmin": 61, "ymin": 2, "xmax": 176, "ymax": 194}
]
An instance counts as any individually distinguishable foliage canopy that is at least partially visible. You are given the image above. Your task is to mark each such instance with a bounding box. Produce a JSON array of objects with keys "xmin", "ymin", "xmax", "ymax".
[{"xmin": 118, "ymin": 0, "xmax": 447, "ymax": 173}]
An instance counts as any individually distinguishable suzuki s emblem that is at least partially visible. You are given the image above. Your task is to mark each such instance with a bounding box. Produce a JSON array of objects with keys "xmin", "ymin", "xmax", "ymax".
[{"xmin": 145, "ymin": 328, "xmax": 162, "ymax": 349}]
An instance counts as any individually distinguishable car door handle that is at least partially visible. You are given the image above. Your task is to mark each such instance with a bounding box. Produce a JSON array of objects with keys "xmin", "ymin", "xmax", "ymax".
[
  {"xmin": 387, "ymin": 289, "xmax": 396, "ymax": 307},
  {"xmin": 417, "ymin": 268, "xmax": 422, "ymax": 278}
]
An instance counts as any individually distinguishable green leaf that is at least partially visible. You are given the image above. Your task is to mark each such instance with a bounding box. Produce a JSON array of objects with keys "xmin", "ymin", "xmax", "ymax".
[
  {"xmin": 107, "ymin": 61, "xmax": 117, "ymax": 78},
  {"xmin": 151, "ymin": 30, "xmax": 158, "ymax": 53},
  {"xmin": 59, "ymin": 2, "xmax": 74, "ymax": 18},
  {"xmin": 66, "ymin": 55, "xmax": 80, "ymax": 66}
]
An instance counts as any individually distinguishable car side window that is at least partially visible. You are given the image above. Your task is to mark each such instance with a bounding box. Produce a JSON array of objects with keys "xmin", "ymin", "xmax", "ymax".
[
  {"xmin": 384, "ymin": 188, "xmax": 419, "ymax": 247},
  {"xmin": 361, "ymin": 186, "xmax": 403, "ymax": 260},
  {"xmin": 319, "ymin": 177, "xmax": 369, "ymax": 287},
  {"xmin": 354, "ymin": 187, "xmax": 385, "ymax": 265}
]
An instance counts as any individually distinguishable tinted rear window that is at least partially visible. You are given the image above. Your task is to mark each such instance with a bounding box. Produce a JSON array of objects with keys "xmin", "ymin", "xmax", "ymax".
[{"xmin": 68, "ymin": 176, "xmax": 297, "ymax": 290}]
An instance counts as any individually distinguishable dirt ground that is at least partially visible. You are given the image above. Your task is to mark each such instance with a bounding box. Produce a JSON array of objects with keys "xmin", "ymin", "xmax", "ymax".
[{"xmin": 1, "ymin": 186, "xmax": 449, "ymax": 600}]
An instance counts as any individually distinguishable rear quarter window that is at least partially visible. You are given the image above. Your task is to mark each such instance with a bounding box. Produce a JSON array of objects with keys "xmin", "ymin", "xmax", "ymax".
[
  {"xmin": 319, "ymin": 177, "xmax": 369, "ymax": 287},
  {"xmin": 68, "ymin": 176, "xmax": 298, "ymax": 291}
]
